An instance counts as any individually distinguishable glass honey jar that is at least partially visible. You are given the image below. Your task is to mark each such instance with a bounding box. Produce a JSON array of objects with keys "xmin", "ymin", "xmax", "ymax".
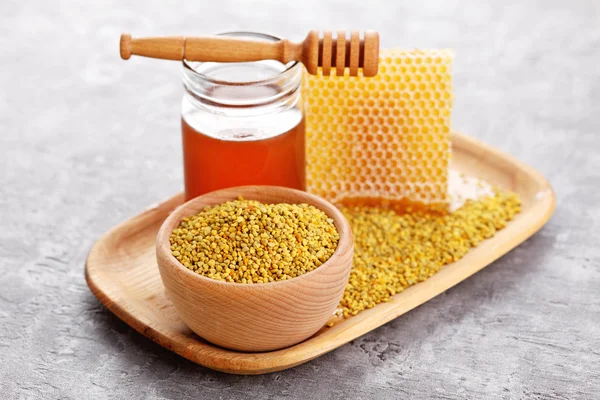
[{"xmin": 180, "ymin": 32, "xmax": 305, "ymax": 201}]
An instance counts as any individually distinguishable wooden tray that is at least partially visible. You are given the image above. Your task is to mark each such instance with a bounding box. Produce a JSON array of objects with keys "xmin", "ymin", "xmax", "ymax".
[{"xmin": 85, "ymin": 133, "xmax": 555, "ymax": 374}]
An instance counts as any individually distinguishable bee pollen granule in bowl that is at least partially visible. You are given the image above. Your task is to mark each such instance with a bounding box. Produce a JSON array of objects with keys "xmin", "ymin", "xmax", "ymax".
[
  {"xmin": 169, "ymin": 197, "xmax": 340, "ymax": 283},
  {"xmin": 156, "ymin": 186, "xmax": 353, "ymax": 352}
]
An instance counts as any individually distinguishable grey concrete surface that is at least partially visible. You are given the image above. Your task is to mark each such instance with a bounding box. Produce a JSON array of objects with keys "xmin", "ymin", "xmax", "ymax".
[{"xmin": 1, "ymin": 0, "xmax": 599, "ymax": 399}]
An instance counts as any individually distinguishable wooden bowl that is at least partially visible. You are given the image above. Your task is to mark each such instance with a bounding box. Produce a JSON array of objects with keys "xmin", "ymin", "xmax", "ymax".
[{"xmin": 155, "ymin": 186, "xmax": 353, "ymax": 352}]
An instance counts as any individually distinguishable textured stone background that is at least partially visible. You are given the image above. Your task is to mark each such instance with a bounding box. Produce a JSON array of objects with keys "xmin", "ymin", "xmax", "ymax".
[{"xmin": 1, "ymin": 0, "xmax": 599, "ymax": 399}]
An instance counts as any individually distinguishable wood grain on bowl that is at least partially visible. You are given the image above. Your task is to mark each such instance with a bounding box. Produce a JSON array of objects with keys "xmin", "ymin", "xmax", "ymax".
[{"xmin": 155, "ymin": 186, "xmax": 354, "ymax": 352}]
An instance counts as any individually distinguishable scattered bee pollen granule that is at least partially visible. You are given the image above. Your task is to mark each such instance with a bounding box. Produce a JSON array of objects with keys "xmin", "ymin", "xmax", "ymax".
[
  {"xmin": 169, "ymin": 197, "xmax": 340, "ymax": 283},
  {"xmin": 338, "ymin": 190, "xmax": 521, "ymax": 317}
]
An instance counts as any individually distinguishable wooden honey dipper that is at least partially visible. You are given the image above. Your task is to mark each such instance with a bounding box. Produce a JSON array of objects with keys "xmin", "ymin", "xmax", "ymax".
[{"xmin": 120, "ymin": 30, "xmax": 380, "ymax": 77}]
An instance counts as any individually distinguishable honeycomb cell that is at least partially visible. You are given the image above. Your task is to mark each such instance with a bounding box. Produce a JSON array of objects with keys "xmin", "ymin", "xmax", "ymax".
[{"xmin": 303, "ymin": 49, "xmax": 454, "ymax": 208}]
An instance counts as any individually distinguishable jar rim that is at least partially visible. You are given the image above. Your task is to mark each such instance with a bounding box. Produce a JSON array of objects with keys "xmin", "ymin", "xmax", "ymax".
[{"xmin": 182, "ymin": 31, "xmax": 302, "ymax": 86}]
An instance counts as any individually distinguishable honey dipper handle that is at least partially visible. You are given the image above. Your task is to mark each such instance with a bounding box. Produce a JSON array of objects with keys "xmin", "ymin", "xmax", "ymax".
[{"xmin": 120, "ymin": 33, "xmax": 302, "ymax": 63}]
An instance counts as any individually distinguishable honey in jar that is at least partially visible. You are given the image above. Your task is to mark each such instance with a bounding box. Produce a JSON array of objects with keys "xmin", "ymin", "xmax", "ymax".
[{"xmin": 180, "ymin": 32, "xmax": 305, "ymax": 200}]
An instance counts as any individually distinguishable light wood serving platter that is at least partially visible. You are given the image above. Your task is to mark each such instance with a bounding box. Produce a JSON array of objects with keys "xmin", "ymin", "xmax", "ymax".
[{"xmin": 85, "ymin": 133, "xmax": 555, "ymax": 375}]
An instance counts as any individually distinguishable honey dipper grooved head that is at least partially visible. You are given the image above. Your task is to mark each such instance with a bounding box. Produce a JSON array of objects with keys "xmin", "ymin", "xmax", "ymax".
[
  {"xmin": 120, "ymin": 33, "xmax": 132, "ymax": 60},
  {"xmin": 310, "ymin": 31, "xmax": 380, "ymax": 77},
  {"xmin": 362, "ymin": 31, "xmax": 380, "ymax": 77}
]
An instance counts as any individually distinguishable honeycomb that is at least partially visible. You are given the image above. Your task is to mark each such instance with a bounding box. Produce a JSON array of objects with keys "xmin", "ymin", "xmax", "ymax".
[{"xmin": 302, "ymin": 49, "xmax": 454, "ymax": 210}]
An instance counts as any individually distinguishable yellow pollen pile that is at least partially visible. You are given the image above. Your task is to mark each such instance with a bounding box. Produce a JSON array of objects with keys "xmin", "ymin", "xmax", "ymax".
[
  {"xmin": 303, "ymin": 49, "xmax": 454, "ymax": 210},
  {"xmin": 338, "ymin": 190, "xmax": 521, "ymax": 317},
  {"xmin": 169, "ymin": 198, "xmax": 339, "ymax": 284}
]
